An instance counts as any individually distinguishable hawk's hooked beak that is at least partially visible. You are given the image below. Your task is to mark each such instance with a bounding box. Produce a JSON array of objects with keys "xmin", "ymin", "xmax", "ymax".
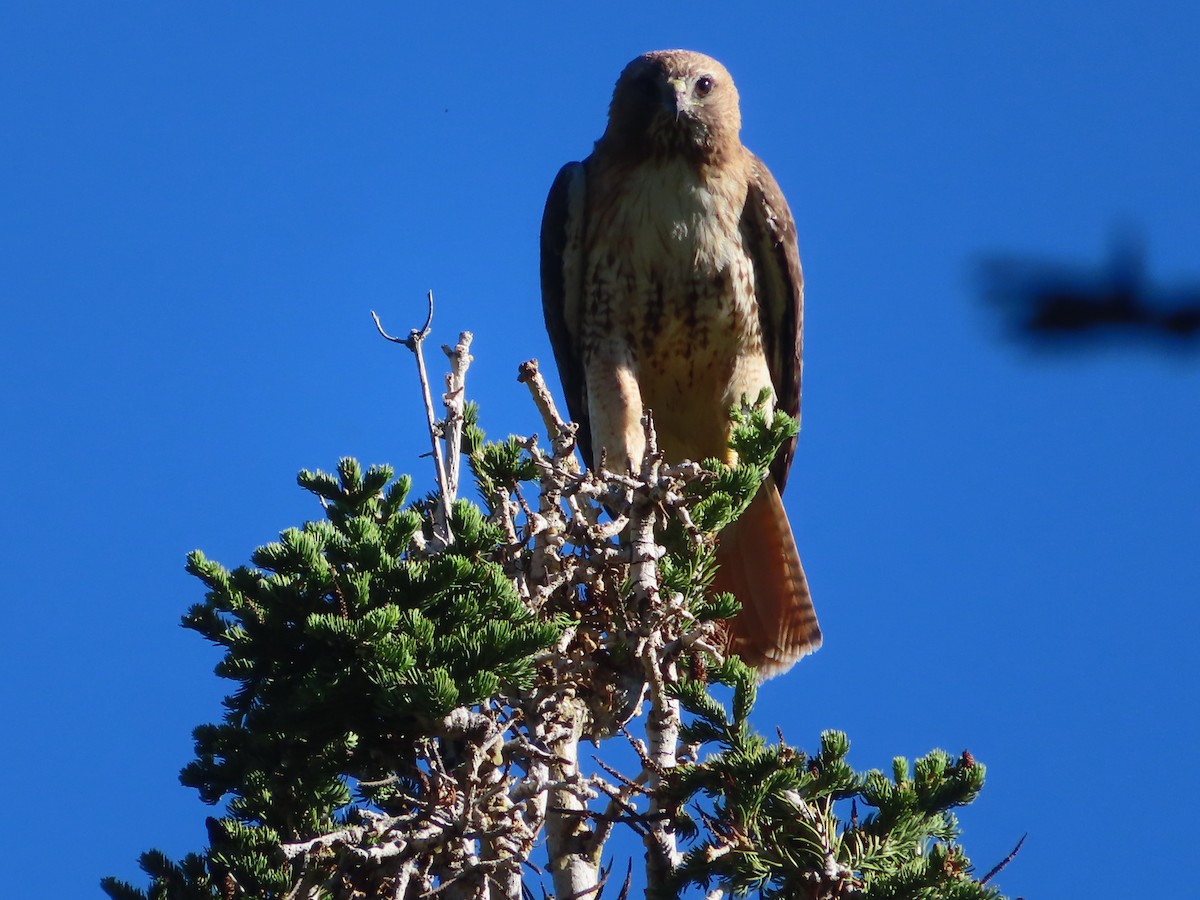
[{"xmin": 666, "ymin": 76, "xmax": 690, "ymax": 116}]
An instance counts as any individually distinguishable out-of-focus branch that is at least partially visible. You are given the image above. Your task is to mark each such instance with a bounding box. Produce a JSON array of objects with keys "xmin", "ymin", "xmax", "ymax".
[{"xmin": 979, "ymin": 236, "xmax": 1200, "ymax": 348}]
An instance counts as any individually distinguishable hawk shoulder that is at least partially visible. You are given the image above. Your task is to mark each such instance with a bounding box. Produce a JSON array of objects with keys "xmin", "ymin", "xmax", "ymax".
[{"xmin": 540, "ymin": 160, "xmax": 594, "ymax": 463}]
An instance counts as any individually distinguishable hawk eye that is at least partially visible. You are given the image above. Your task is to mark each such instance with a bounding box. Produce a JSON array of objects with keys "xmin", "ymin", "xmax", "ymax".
[{"xmin": 695, "ymin": 75, "xmax": 715, "ymax": 97}]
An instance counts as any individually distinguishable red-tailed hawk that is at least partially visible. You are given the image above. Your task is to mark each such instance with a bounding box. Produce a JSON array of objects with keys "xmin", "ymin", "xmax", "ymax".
[{"xmin": 540, "ymin": 50, "xmax": 821, "ymax": 678}]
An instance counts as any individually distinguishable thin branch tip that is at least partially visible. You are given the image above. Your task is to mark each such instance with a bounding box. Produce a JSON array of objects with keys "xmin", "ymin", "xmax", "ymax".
[{"xmin": 371, "ymin": 290, "xmax": 436, "ymax": 350}]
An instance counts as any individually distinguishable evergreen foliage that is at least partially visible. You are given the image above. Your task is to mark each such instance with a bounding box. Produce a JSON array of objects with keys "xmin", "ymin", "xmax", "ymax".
[
  {"xmin": 104, "ymin": 455, "xmax": 563, "ymax": 899},
  {"xmin": 103, "ymin": 361, "xmax": 1014, "ymax": 900},
  {"xmin": 663, "ymin": 659, "xmax": 1000, "ymax": 899}
]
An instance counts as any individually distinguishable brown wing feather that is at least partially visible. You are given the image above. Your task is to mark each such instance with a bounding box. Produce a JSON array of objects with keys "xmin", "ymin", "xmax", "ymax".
[
  {"xmin": 740, "ymin": 153, "xmax": 804, "ymax": 491},
  {"xmin": 539, "ymin": 161, "xmax": 594, "ymax": 464}
]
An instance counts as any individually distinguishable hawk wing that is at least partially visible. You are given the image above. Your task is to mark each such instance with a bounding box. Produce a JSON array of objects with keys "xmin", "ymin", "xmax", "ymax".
[
  {"xmin": 539, "ymin": 160, "xmax": 594, "ymax": 464},
  {"xmin": 740, "ymin": 154, "xmax": 804, "ymax": 492}
]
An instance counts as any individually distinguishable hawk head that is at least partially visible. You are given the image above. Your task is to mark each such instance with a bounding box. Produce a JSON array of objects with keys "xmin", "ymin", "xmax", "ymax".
[{"xmin": 603, "ymin": 49, "xmax": 742, "ymax": 162}]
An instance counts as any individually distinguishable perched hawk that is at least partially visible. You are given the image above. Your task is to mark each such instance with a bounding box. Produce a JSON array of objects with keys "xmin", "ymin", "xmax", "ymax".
[{"xmin": 540, "ymin": 50, "xmax": 821, "ymax": 678}]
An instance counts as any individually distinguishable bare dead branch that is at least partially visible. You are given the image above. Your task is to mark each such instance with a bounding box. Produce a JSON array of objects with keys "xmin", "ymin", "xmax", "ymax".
[
  {"xmin": 372, "ymin": 292, "xmax": 454, "ymax": 547},
  {"xmin": 441, "ymin": 332, "xmax": 474, "ymax": 500}
]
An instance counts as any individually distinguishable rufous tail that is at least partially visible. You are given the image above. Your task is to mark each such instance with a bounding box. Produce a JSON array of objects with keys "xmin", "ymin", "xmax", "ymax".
[{"xmin": 713, "ymin": 477, "xmax": 821, "ymax": 680}]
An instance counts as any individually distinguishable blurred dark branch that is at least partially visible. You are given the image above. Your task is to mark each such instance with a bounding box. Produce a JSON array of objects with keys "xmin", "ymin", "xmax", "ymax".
[
  {"xmin": 981, "ymin": 833, "xmax": 1027, "ymax": 885},
  {"xmin": 979, "ymin": 234, "xmax": 1200, "ymax": 349}
]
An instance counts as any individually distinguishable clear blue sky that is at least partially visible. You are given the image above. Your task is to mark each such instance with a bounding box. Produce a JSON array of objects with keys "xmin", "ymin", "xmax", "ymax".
[{"xmin": 3, "ymin": 3, "xmax": 1198, "ymax": 897}]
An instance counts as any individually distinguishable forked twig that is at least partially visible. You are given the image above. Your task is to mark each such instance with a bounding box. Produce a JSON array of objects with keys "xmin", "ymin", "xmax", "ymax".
[{"xmin": 372, "ymin": 291, "xmax": 454, "ymax": 547}]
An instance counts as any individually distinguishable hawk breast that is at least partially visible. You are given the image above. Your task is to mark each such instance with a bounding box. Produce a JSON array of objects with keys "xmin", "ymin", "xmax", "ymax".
[{"xmin": 583, "ymin": 157, "xmax": 774, "ymax": 462}]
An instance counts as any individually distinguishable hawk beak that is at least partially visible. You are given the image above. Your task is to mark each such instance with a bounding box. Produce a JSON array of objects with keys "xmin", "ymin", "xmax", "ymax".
[{"xmin": 666, "ymin": 76, "xmax": 689, "ymax": 116}]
